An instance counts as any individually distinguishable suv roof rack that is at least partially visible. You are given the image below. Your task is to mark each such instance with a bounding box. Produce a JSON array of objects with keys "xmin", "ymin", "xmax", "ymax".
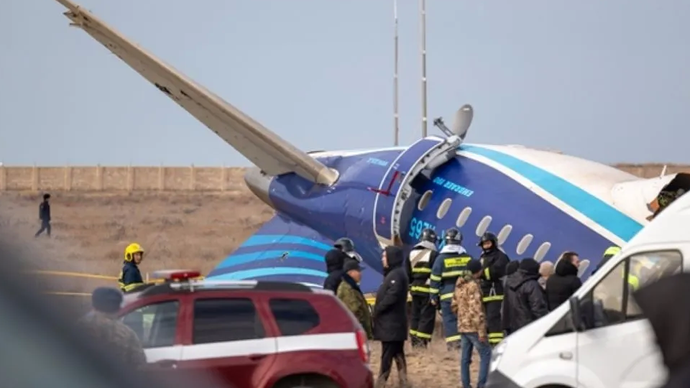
[{"xmin": 137, "ymin": 278, "xmax": 319, "ymax": 298}]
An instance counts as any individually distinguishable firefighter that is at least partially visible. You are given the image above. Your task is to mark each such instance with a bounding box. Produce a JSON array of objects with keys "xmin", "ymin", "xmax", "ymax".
[
  {"xmin": 430, "ymin": 228, "xmax": 472, "ymax": 350},
  {"xmin": 408, "ymin": 228, "xmax": 439, "ymax": 348},
  {"xmin": 477, "ymin": 231, "xmax": 510, "ymax": 346},
  {"xmin": 118, "ymin": 243, "xmax": 146, "ymax": 293},
  {"xmin": 593, "ymin": 245, "xmax": 620, "ymax": 274},
  {"xmin": 334, "ymin": 237, "xmax": 363, "ymax": 267}
]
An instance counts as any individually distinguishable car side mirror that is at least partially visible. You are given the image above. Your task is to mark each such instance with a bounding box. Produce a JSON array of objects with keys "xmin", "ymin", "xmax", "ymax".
[{"xmin": 569, "ymin": 296, "xmax": 586, "ymax": 332}]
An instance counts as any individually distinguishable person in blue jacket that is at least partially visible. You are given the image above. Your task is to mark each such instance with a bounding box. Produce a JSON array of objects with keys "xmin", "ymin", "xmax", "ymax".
[
  {"xmin": 430, "ymin": 228, "xmax": 473, "ymax": 350},
  {"xmin": 118, "ymin": 243, "xmax": 146, "ymax": 293}
]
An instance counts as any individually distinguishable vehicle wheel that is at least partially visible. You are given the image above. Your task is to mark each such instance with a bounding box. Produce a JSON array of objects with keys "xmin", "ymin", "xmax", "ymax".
[{"xmin": 274, "ymin": 374, "xmax": 339, "ymax": 388}]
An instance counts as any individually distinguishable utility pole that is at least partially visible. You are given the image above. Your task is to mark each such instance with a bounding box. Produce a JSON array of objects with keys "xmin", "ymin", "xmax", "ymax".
[
  {"xmin": 420, "ymin": 0, "xmax": 428, "ymax": 138},
  {"xmin": 393, "ymin": 0, "xmax": 400, "ymax": 146}
]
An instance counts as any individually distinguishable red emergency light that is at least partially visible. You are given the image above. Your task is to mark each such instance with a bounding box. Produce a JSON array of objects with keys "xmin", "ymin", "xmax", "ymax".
[{"xmin": 151, "ymin": 269, "xmax": 202, "ymax": 282}]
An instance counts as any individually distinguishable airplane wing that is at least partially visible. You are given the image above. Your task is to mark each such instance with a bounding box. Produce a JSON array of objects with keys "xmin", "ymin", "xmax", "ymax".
[{"xmin": 54, "ymin": 0, "xmax": 338, "ymax": 186}]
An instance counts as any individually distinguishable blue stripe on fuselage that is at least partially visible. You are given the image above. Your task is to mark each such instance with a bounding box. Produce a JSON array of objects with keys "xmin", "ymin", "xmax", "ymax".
[
  {"xmin": 241, "ymin": 234, "xmax": 332, "ymax": 251},
  {"xmin": 209, "ymin": 267, "xmax": 328, "ymax": 280},
  {"xmin": 461, "ymin": 145, "xmax": 643, "ymax": 242}
]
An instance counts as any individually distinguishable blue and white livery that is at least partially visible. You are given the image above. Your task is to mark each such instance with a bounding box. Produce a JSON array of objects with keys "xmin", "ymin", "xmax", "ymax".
[{"xmin": 57, "ymin": 0, "xmax": 675, "ymax": 293}]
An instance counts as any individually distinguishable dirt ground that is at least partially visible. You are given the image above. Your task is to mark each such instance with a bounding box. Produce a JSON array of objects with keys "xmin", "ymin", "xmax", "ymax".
[{"xmin": 0, "ymin": 188, "xmax": 480, "ymax": 387}]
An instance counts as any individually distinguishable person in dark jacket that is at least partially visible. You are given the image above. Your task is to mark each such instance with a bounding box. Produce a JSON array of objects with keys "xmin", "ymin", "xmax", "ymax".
[
  {"xmin": 373, "ymin": 246, "xmax": 409, "ymax": 388},
  {"xmin": 323, "ymin": 249, "xmax": 347, "ymax": 293},
  {"xmin": 503, "ymin": 260, "xmax": 520, "ymax": 289},
  {"xmin": 34, "ymin": 193, "xmax": 52, "ymax": 237},
  {"xmin": 477, "ymin": 232, "xmax": 511, "ymax": 346},
  {"xmin": 634, "ymin": 273, "xmax": 690, "ymax": 388},
  {"xmin": 502, "ymin": 258, "xmax": 548, "ymax": 335},
  {"xmin": 117, "ymin": 243, "xmax": 146, "ymax": 293},
  {"xmin": 545, "ymin": 252, "xmax": 582, "ymax": 311}
]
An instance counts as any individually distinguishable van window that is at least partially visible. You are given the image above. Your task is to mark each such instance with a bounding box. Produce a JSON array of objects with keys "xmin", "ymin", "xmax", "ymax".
[{"xmin": 585, "ymin": 250, "xmax": 682, "ymax": 328}]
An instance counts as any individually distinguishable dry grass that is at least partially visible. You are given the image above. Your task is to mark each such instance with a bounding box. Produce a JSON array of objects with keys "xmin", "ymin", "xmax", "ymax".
[{"xmin": 0, "ymin": 187, "xmax": 481, "ymax": 387}]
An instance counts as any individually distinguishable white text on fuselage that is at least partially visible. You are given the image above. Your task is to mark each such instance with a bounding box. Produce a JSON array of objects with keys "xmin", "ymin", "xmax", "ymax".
[{"xmin": 433, "ymin": 177, "xmax": 474, "ymax": 197}]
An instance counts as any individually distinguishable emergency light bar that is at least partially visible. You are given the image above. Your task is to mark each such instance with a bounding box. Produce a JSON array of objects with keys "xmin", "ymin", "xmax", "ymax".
[{"xmin": 151, "ymin": 269, "xmax": 202, "ymax": 282}]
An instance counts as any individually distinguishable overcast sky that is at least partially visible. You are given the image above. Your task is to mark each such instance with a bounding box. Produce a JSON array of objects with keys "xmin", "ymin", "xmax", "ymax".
[{"xmin": 1, "ymin": 0, "xmax": 688, "ymax": 166}]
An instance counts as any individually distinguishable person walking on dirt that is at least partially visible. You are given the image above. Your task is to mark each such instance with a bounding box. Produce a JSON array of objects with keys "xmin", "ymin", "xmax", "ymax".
[
  {"xmin": 118, "ymin": 243, "xmax": 146, "ymax": 293},
  {"xmin": 34, "ymin": 193, "xmax": 51, "ymax": 237}
]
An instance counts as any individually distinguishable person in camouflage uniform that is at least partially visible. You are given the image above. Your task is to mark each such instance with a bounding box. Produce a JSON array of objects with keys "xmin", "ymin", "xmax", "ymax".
[
  {"xmin": 337, "ymin": 260, "xmax": 373, "ymax": 339},
  {"xmin": 451, "ymin": 260, "xmax": 492, "ymax": 388},
  {"xmin": 78, "ymin": 287, "xmax": 147, "ymax": 366}
]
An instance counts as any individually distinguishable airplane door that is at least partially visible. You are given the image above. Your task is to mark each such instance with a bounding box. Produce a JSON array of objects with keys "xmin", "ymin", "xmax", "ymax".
[{"xmin": 372, "ymin": 136, "xmax": 460, "ymax": 246}]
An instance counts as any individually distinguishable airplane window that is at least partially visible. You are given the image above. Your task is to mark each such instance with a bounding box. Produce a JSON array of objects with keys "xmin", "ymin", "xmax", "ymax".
[
  {"xmin": 577, "ymin": 260, "xmax": 590, "ymax": 278},
  {"xmin": 516, "ymin": 234, "xmax": 533, "ymax": 255},
  {"xmin": 476, "ymin": 216, "xmax": 492, "ymax": 237},
  {"xmin": 456, "ymin": 207, "xmax": 472, "ymax": 228},
  {"xmin": 534, "ymin": 242, "xmax": 552, "ymax": 262},
  {"xmin": 497, "ymin": 225, "xmax": 513, "ymax": 245},
  {"xmin": 418, "ymin": 190, "xmax": 433, "ymax": 211},
  {"xmin": 436, "ymin": 198, "xmax": 452, "ymax": 219}
]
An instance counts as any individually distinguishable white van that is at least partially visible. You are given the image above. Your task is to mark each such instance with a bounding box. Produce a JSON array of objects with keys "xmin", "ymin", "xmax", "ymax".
[{"xmin": 486, "ymin": 193, "xmax": 690, "ymax": 388}]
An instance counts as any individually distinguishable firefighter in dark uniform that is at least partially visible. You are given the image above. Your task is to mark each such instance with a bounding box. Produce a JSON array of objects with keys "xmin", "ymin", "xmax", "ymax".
[
  {"xmin": 430, "ymin": 228, "xmax": 472, "ymax": 350},
  {"xmin": 477, "ymin": 232, "xmax": 510, "ymax": 346},
  {"xmin": 408, "ymin": 228, "xmax": 439, "ymax": 348},
  {"xmin": 118, "ymin": 243, "xmax": 146, "ymax": 293}
]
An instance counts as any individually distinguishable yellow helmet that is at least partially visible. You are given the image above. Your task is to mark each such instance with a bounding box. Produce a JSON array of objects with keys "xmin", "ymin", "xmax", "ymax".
[
  {"xmin": 124, "ymin": 243, "xmax": 145, "ymax": 262},
  {"xmin": 603, "ymin": 246, "xmax": 621, "ymax": 259}
]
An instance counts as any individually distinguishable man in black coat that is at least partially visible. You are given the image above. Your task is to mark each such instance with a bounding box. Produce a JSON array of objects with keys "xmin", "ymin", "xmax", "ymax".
[
  {"xmin": 545, "ymin": 252, "xmax": 582, "ymax": 311},
  {"xmin": 322, "ymin": 249, "xmax": 348, "ymax": 293},
  {"xmin": 373, "ymin": 245, "xmax": 409, "ymax": 388},
  {"xmin": 502, "ymin": 258, "xmax": 548, "ymax": 335}
]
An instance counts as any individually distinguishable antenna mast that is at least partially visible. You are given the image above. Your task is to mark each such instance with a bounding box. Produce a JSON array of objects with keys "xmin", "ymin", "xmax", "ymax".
[
  {"xmin": 420, "ymin": 0, "xmax": 428, "ymax": 137},
  {"xmin": 393, "ymin": 0, "xmax": 400, "ymax": 146}
]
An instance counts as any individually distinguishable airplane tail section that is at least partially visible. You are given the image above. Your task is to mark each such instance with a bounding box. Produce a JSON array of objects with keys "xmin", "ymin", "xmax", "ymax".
[
  {"xmin": 206, "ymin": 214, "xmax": 382, "ymax": 293},
  {"xmin": 55, "ymin": 0, "xmax": 338, "ymax": 186}
]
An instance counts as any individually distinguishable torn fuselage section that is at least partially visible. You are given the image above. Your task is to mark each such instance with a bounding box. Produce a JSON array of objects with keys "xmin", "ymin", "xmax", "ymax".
[{"xmin": 648, "ymin": 173, "xmax": 690, "ymax": 220}]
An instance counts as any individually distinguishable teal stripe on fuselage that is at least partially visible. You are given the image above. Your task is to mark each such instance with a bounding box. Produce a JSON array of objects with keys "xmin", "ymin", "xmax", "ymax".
[
  {"xmin": 209, "ymin": 267, "xmax": 328, "ymax": 280},
  {"xmin": 240, "ymin": 234, "xmax": 332, "ymax": 251},
  {"xmin": 214, "ymin": 250, "xmax": 324, "ymax": 270},
  {"xmin": 461, "ymin": 145, "xmax": 643, "ymax": 242}
]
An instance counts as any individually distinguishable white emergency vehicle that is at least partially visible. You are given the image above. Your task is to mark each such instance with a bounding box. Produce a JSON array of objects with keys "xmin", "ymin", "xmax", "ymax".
[{"xmin": 486, "ymin": 192, "xmax": 690, "ymax": 388}]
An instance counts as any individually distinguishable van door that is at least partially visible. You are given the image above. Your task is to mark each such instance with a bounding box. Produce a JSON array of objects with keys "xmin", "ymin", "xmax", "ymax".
[{"xmin": 575, "ymin": 250, "xmax": 682, "ymax": 388}]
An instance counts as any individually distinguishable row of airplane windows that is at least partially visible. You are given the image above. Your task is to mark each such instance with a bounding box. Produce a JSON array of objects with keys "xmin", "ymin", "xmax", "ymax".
[{"xmin": 417, "ymin": 189, "xmax": 553, "ymax": 262}]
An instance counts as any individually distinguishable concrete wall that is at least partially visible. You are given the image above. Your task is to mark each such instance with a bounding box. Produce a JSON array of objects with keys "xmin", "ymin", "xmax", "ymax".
[
  {"xmin": 0, "ymin": 164, "xmax": 689, "ymax": 192},
  {"xmin": 0, "ymin": 166, "xmax": 246, "ymax": 192}
]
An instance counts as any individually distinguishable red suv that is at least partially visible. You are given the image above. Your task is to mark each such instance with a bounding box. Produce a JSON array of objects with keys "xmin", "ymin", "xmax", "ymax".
[{"xmin": 118, "ymin": 270, "xmax": 373, "ymax": 388}]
